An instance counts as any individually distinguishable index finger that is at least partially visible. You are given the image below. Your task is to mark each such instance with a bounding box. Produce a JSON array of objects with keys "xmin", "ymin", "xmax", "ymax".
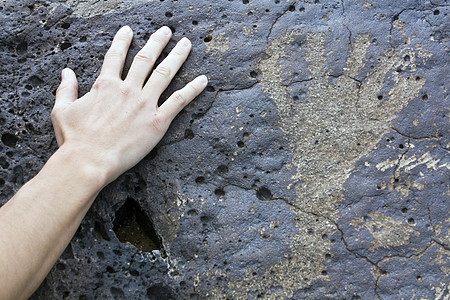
[{"xmin": 100, "ymin": 26, "xmax": 133, "ymax": 77}]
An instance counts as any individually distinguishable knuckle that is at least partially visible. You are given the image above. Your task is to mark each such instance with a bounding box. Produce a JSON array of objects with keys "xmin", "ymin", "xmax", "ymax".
[
  {"xmin": 92, "ymin": 76, "xmax": 113, "ymax": 90},
  {"xmin": 55, "ymin": 84, "xmax": 66, "ymax": 95},
  {"xmin": 154, "ymin": 65, "xmax": 171, "ymax": 78},
  {"xmin": 149, "ymin": 113, "xmax": 169, "ymax": 132},
  {"xmin": 135, "ymin": 51, "xmax": 156, "ymax": 64},
  {"xmin": 136, "ymin": 97, "xmax": 147, "ymax": 109},
  {"xmin": 105, "ymin": 48, "xmax": 125, "ymax": 60},
  {"xmin": 120, "ymin": 81, "xmax": 135, "ymax": 95},
  {"xmin": 50, "ymin": 109, "xmax": 57, "ymax": 120},
  {"xmin": 50, "ymin": 108, "xmax": 60, "ymax": 122},
  {"xmin": 172, "ymin": 46, "xmax": 188, "ymax": 57},
  {"xmin": 120, "ymin": 84, "xmax": 133, "ymax": 96},
  {"xmin": 173, "ymin": 91, "xmax": 188, "ymax": 107},
  {"xmin": 188, "ymin": 81, "xmax": 200, "ymax": 94}
]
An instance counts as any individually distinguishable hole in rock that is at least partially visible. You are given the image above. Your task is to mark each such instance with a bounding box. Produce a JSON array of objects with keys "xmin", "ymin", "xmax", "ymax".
[
  {"xmin": 16, "ymin": 41, "xmax": 28, "ymax": 53},
  {"xmin": 28, "ymin": 75, "xmax": 44, "ymax": 87},
  {"xmin": 113, "ymin": 198, "xmax": 162, "ymax": 252},
  {"xmin": 184, "ymin": 129, "xmax": 194, "ymax": 139},
  {"xmin": 214, "ymin": 188, "xmax": 225, "ymax": 197},
  {"xmin": 1, "ymin": 133, "xmax": 18, "ymax": 147},
  {"xmin": 0, "ymin": 157, "xmax": 9, "ymax": 169},
  {"xmin": 256, "ymin": 186, "xmax": 272, "ymax": 201},
  {"xmin": 111, "ymin": 287, "xmax": 125, "ymax": 297},
  {"xmin": 95, "ymin": 221, "xmax": 111, "ymax": 241},
  {"xmin": 60, "ymin": 41, "xmax": 72, "ymax": 50},
  {"xmin": 130, "ymin": 269, "xmax": 139, "ymax": 276},
  {"xmin": 147, "ymin": 285, "xmax": 176, "ymax": 299},
  {"xmin": 195, "ymin": 176, "xmax": 205, "ymax": 184},
  {"xmin": 97, "ymin": 251, "xmax": 105, "ymax": 259},
  {"xmin": 217, "ymin": 164, "xmax": 229, "ymax": 174},
  {"xmin": 203, "ymin": 35, "xmax": 212, "ymax": 43},
  {"xmin": 187, "ymin": 209, "xmax": 198, "ymax": 216},
  {"xmin": 56, "ymin": 262, "xmax": 66, "ymax": 270},
  {"xmin": 144, "ymin": 147, "xmax": 158, "ymax": 161}
]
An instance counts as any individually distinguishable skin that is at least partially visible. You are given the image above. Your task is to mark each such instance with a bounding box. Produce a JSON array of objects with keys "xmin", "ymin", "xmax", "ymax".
[{"xmin": 0, "ymin": 25, "xmax": 207, "ymax": 299}]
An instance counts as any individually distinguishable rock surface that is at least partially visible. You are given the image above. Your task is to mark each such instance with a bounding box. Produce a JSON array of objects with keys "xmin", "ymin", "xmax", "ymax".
[{"xmin": 0, "ymin": 0, "xmax": 448, "ymax": 299}]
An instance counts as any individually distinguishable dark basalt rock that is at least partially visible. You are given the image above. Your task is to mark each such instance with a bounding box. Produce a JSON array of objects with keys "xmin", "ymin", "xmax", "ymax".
[{"xmin": 0, "ymin": 0, "xmax": 448, "ymax": 299}]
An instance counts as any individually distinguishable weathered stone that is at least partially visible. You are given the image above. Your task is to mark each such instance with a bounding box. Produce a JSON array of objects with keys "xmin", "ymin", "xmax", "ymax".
[{"xmin": 0, "ymin": 0, "xmax": 448, "ymax": 299}]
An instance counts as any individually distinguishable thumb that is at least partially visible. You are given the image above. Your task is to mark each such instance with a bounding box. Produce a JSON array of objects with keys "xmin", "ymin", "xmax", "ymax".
[{"xmin": 54, "ymin": 68, "xmax": 78, "ymax": 109}]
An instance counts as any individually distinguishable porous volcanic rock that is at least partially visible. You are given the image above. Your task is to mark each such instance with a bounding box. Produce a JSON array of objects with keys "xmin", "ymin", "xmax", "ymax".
[{"xmin": 0, "ymin": 0, "xmax": 448, "ymax": 299}]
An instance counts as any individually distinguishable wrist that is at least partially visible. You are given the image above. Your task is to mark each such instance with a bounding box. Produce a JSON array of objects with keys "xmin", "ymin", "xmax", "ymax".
[{"xmin": 51, "ymin": 143, "xmax": 115, "ymax": 190}]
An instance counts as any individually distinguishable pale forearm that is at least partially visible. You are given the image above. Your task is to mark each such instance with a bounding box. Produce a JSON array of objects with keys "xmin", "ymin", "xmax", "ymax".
[{"xmin": 0, "ymin": 147, "xmax": 106, "ymax": 299}]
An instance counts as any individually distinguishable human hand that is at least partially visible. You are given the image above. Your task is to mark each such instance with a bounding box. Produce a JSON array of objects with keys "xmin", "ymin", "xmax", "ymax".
[{"xmin": 51, "ymin": 26, "xmax": 207, "ymax": 184}]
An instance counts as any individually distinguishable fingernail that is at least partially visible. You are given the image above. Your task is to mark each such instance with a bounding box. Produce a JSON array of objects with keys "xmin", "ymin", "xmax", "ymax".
[
  {"xmin": 61, "ymin": 68, "xmax": 68, "ymax": 80},
  {"xmin": 197, "ymin": 75, "xmax": 208, "ymax": 85},
  {"xmin": 159, "ymin": 26, "xmax": 171, "ymax": 36},
  {"xmin": 121, "ymin": 25, "xmax": 132, "ymax": 34},
  {"xmin": 179, "ymin": 37, "xmax": 191, "ymax": 47}
]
